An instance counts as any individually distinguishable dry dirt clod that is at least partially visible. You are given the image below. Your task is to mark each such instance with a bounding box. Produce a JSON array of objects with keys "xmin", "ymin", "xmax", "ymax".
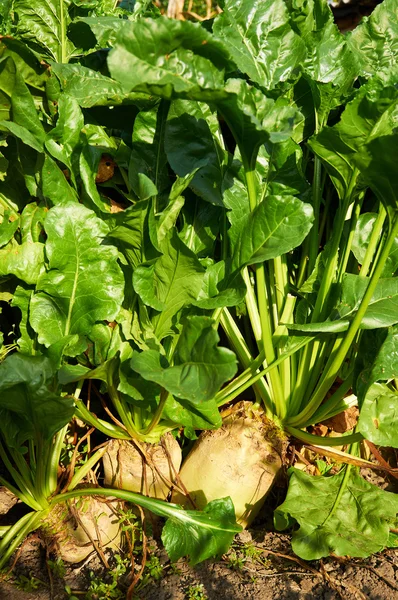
[
  {"xmin": 95, "ymin": 155, "xmax": 115, "ymax": 183},
  {"xmin": 323, "ymin": 407, "xmax": 359, "ymax": 433}
]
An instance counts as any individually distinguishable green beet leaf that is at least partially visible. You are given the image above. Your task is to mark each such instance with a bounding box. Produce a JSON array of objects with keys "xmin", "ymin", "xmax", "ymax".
[
  {"xmin": 352, "ymin": 213, "xmax": 398, "ymax": 278},
  {"xmin": 13, "ymin": 0, "xmax": 74, "ymax": 63},
  {"xmin": 0, "ymin": 354, "xmax": 75, "ymax": 442},
  {"xmin": 178, "ymin": 198, "xmax": 220, "ymax": 258},
  {"xmin": 0, "ymin": 56, "xmax": 45, "ymax": 142},
  {"xmin": 348, "ymin": 0, "xmax": 398, "ymax": 83},
  {"xmin": 217, "ymin": 78, "xmax": 299, "ymax": 168},
  {"xmin": 106, "ymin": 200, "xmax": 152, "ymax": 269},
  {"xmin": 20, "ymin": 203, "xmax": 47, "ymax": 244},
  {"xmin": 133, "ymin": 232, "xmax": 205, "ymax": 340},
  {"xmin": 0, "ymin": 209, "xmax": 19, "ymax": 248},
  {"xmin": 129, "ymin": 102, "xmax": 169, "ymax": 202},
  {"xmin": 162, "ymin": 393, "xmax": 222, "ymax": 432},
  {"xmin": 11, "ymin": 284, "xmax": 36, "ymax": 355},
  {"xmin": 41, "ymin": 154, "xmax": 79, "ymax": 206},
  {"xmin": 131, "ymin": 316, "xmax": 237, "ymax": 403},
  {"xmin": 258, "ymin": 139, "xmax": 311, "ymax": 201},
  {"xmin": 275, "ymin": 467, "xmax": 398, "ymax": 560},
  {"xmin": 107, "ymin": 17, "xmax": 231, "ymax": 100},
  {"xmin": 289, "ymin": 274, "xmax": 398, "ymax": 334},
  {"xmin": 231, "ymin": 194, "xmax": 313, "ymax": 270},
  {"xmin": 0, "ymin": 239, "xmax": 44, "ymax": 284},
  {"xmin": 30, "ymin": 203, "xmax": 124, "ymax": 356},
  {"xmin": 287, "ymin": 0, "xmax": 357, "ymax": 127},
  {"xmin": 70, "ymin": 16, "xmax": 128, "ymax": 50},
  {"xmin": 194, "ymin": 261, "xmax": 246, "ymax": 309},
  {"xmin": 355, "ymin": 325, "xmax": 398, "ymax": 446},
  {"xmin": 336, "ymin": 274, "xmax": 398, "ymax": 329},
  {"xmin": 165, "ymin": 99, "xmax": 229, "ymax": 206},
  {"xmin": 162, "ymin": 497, "xmax": 241, "ymax": 565},
  {"xmin": 310, "ymin": 79, "xmax": 398, "ymax": 202},
  {"xmin": 214, "ymin": 0, "xmax": 306, "ymax": 90},
  {"xmin": 358, "ymin": 383, "xmax": 398, "ymax": 448},
  {"xmin": 51, "ymin": 63, "xmax": 149, "ymax": 108}
]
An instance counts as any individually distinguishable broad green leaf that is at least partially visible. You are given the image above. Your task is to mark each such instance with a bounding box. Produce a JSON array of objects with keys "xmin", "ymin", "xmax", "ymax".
[
  {"xmin": 358, "ymin": 383, "xmax": 398, "ymax": 448},
  {"xmin": 285, "ymin": 0, "xmax": 332, "ymax": 43},
  {"xmin": 194, "ymin": 261, "xmax": 246, "ymax": 309},
  {"xmin": 30, "ymin": 203, "xmax": 124, "ymax": 356},
  {"xmin": 13, "ymin": 0, "xmax": 74, "ymax": 62},
  {"xmin": 287, "ymin": 0, "xmax": 357, "ymax": 126},
  {"xmin": 217, "ymin": 78, "xmax": 299, "ymax": 167},
  {"xmin": 258, "ymin": 139, "xmax": 311, "ymax": 201},
  {"xmin": 352, "ymin": 134, "xmax": 398, "ymax": 212},
  {"xmin": 336, "ymin": 274, "xmax": 398, "ymax": 330},
  {"xmin": 357, "ymin": 327, "xmax": 398, "ymax": 397},
  {"xmin": 355, "ymin": 325, "xmax": 398, "ymax": 446},
  {"xmin": 214, "ymin": 0, "xmax": 305, "ymax": 90},
  {"xmin": 0, "ymin": 55, "xmax": 14, "ymax": 122},
  {"xmin": 310, "ymin": 80, "xmax": 398, "ymax": 201},
  {"xmin": 129, "ymin": 102, "xmax": 169, "ymax": 202},
  {"xmin": 300, "ymin": 10, "xmax": 355, "ymax": 89},
  {"xmin": 348, "ymin": 0, "xmax": 398, "ymax": 83},
  {"xmin": 131, "ymin": 316, "xmax": 237, "ymax": 403},
  {"xmin": 0, "ymin": 56, "xmax": 45, "ymax": 141},
  {"xmin": 179, "ymin": 197, "xmax": 220, "ymax": 257},
  {"xmin": 51, "ymin": 63, "xmax": 148, "ymax": 108},
  {"xmin": 70, "ymin": 16, "xmax": 127, "ymax": 49},
  {"xmin": 352, "ymin": 213, "xmax": 379, "ymax": 265},
  {"xmin": 0, "ymin": 239, "xmax": 44, "ymax": 284},
  {"xmin": 289, "ymin": 275, "xmax": 398, "ymax": 333},
  {"xmin": 154, "ymin": 194, "xmax": 185, "ymax": 248},
  {"xmin": 275, "ymin": 467, "xmax": 398, "ymax": 560},
  {"xmin": 231, "ymin": 195, "xmax": 313, "ymax": 270},
  {"xmin": 165, "ymin": 99, "xmax": 228, "ymax": 206},
  {"xmin": 352, "ymin": 213, "xmax": 398, "ymax": 277},
  {"xmin": 0, "ymin": 354, "xmax": 75, "ymax": 441},
  {"xmin": 0, "ymin": 209, "xmax": 19, "ymax": 248},
  {"xmin": 133, "ymin": 232, "xmax": 205, "ymax": 340},
  {"xmin": 107, "ymin": 17, "xmax": 231, "ymax": 99},
  {"xmin": 0, "ymin": 37, "xmax": 48, "ymax": 90},
  {"xmin": 20, "ymin": 203, "xmax": 47, "ymax": 244},
  {"xmin": 162, "ymin": 497, "xmax": 241, "ymax": 565},
  {"xmin": 106, "ymin": 200, "xmax": 153, "ymax": 269},
  {"xmin": 41, "ymin": 154, "xmax": 79, "ymax": 205},
  {"xmin": 162, "ymin": 393, "xmax": 222, "ymax": 432},
  {"xmin": 79, "ymin": 143, "xmax": 113, "ymax": 212},
  {"xmin": 0, "ymin": 121, "xmax": 43, "ymax": 153},
  {"xmin": 46, "ymin": 93, "xmax": 84, "ymax": 165},
  {"xmin": 11, "ymin": 284, "xmax": 36, "ymax": 355}
]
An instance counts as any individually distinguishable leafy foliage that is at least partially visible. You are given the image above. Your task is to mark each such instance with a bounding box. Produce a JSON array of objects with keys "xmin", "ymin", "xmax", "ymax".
[
  {"xmin": 0, "ymin": 0, "xmax": 398, "ymax": 569},
  {"xmin": 275, "ymin": 467, "xmax": 398, "ymax": 560}
]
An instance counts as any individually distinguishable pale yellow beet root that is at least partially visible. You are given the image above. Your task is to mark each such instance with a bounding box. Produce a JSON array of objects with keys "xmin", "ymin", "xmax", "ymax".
[
  {"xmin": 172, "ymin": 402, "xmax": 285, "ymax": 528},
  {"xmin": 103, "ymin": 433, "xmax": 182, "ymax": 500},
  {"xmin": 44, "ymin": 496, "xmax": 121, "ymax": 563}
]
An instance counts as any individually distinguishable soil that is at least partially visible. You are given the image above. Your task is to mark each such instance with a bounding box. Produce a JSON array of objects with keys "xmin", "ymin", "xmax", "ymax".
[{"xmin": 1, "ymin": 484, "xmax": 398, "ymax": 600}]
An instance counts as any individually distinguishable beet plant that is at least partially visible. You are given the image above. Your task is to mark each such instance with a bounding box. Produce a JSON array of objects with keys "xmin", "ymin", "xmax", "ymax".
[{"xmin": 0, "ymin": 0, "xmax": 398, "ymax": 570}]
